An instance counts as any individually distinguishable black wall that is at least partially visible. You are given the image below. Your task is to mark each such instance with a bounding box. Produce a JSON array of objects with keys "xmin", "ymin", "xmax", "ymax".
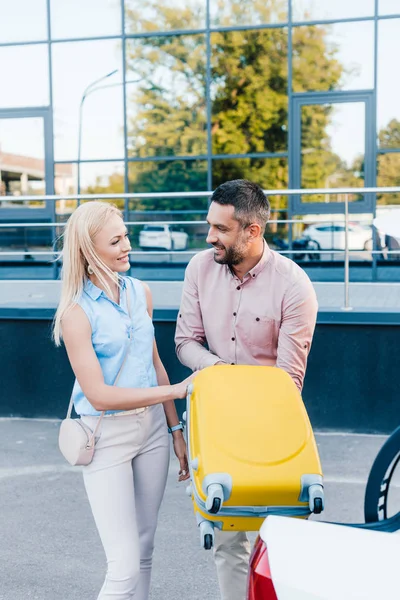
[{"xmin": 0, "ymin": 312, "xmax": 398, "ymax": 434}]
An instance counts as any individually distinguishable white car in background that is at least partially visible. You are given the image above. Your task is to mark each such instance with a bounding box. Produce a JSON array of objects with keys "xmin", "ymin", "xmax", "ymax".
[
  {"xmin": 138, "ymin": 224, "xmax": 189, "ymax": 251},
  {"xmin": 302, "ymin": 223, "xmax": 373, "ymax": 251},
  {"xmin": 247, "ymin": 516, "xmax": 400, "ymax": 599}
]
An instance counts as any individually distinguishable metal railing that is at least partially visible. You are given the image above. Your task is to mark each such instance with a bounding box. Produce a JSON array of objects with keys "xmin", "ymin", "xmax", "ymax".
[{"xmin": 1, "ymin": 186, "xmax": 400, "ymax": 311}]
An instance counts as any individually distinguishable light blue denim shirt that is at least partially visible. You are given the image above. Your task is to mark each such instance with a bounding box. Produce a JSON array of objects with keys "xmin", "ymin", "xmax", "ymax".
[{"xmin": 72, "ymin": 276, "xmax": 158, "ymax": 416}]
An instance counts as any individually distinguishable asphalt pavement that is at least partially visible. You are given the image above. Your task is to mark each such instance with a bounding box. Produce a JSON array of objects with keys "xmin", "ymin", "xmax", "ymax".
[{"xmin": 0, "ymin": 419, "xmax": 395, "ymax": 600}]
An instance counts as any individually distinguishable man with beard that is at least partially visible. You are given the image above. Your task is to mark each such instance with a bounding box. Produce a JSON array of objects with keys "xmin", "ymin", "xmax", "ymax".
[{"xmin": 175, "ymin": 179, "xmax": 318, "ymax": 600}]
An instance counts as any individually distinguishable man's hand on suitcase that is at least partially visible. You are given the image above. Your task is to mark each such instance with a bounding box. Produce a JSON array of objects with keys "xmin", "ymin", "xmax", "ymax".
[{"xmin": 172, "ymin": 433, "xmax": 190, "ymax": 481}]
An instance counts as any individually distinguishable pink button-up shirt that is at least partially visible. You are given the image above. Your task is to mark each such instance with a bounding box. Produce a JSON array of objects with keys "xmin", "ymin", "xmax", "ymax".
[{"xmin": 175, "ymin": 243, "xmax": 318, "ymax": 391}]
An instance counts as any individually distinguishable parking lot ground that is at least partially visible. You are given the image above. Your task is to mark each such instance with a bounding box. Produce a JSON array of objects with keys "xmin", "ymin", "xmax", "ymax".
[{"xmin": 0, "ymin": 419, "xmax": 394, "ymax": 600}]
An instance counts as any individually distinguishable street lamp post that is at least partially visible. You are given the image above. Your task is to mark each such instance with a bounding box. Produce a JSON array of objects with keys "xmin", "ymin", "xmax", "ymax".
[{"xmin": 77, "ymin": 69, "xmax": 118, "ymax": 197}]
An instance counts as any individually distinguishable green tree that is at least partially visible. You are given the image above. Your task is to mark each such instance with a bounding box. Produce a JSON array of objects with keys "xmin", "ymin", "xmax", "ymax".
[
  {"xmin": 123, "ymin": 2, "xmax": 345, "ymax": 210},
  {"xmin": 377, "ymin": 119, "xmax": 400, "ymax": 204}
]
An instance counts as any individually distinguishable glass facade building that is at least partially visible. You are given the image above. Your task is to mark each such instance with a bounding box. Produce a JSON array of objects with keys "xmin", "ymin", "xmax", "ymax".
[{"xmin": 1, "ymin": 0, "xmax": 400, "ymax": 242}]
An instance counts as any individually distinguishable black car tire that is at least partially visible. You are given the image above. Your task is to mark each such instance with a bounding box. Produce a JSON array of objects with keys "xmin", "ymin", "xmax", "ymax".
[{"xmin": 364, "ymin": 425, "xmax": 400, "ymax": 522}]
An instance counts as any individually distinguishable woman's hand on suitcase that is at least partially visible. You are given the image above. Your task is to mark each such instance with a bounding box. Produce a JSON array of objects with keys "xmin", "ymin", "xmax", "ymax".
[
  {"xmin": 173, "ymin": 371, "xmax": 199, "ymax": 399},
  {"xmin": 172, "ymin": 434, "xmax": 190, "ymax": 481}
]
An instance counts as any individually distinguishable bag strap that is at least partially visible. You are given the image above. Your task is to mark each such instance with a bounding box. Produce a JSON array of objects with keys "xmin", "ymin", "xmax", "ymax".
[{"xmin": 66, "ymin": 280, "xmax": 133, "ymax": 444}]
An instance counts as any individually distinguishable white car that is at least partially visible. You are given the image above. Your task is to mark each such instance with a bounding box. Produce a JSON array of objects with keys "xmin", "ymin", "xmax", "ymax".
[
  {"xmin": 302, "ymin": 223, "xmax": 372, "ymax": 251},
  {"xmin": 138, "ymin": 224, "xmax": 189, "ymax": 251},
  {"xmin": 247, "ymin": 516, "xmax": 400, "ymax": 599}
]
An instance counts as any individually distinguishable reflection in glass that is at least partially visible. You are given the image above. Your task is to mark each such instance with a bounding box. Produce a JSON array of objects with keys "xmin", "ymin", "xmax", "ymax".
[
  {"xmin": 55, "ymin": 162, "xmax": 125, "ymax": 217},
  {"xmin": 52, "ymin": 40, "xmax": 124, "ymax": 161},
  {"xmin": 128, "ymin": 159, "xmax": 208, "ymax": 211},
  {"xmin": 212, "ymin": 157, "xmax": 288, "ymax": 202},
  {"xmin": 293, "ymin": 21, "xmax": 374, "ymax": 93},
  {"xmin": 300, "ymin": 102, "xmax": 365, "ymax": 203},
  {"xmin": 211, "ymin": 29, "xmax": 288, "ymax": 155},
  {"xmin": 0, "ymin": 118, "xmax": 46, "ymax": 208},
  {"xmin": 128, "ymin": 159, "xmax": 208, "ymax": 251},
  {"xmin": 377, "ymin": 153, "xmax": 400, "ymax": 205},
  {"xmin": 0, "ymin": 0, "xmax": 47, "ymax": 43},
  {"xmin": 292, "ymin": 0, "xmax": 374, "ymax": 22},
  {"xmin": 126, "ymin": 36, "xmax": 207, "ymax": 158},
  {"xmin": 378, "ymin": 20, "xmax": 400, "ymax": 148},
  {"xmin": 379, "ymin": 0, "xmax": 400, "ymax": 15},
  {"xmin": 124, "ymin": 0, "xmax": 206, "ymax": 33},
  {"xmin": 128, "ymin": 159, "xmax": 207, "ymax": 193},
  {"xmin": 50, "ymin": 0, "xmax": 121, "ymax": 39},
  {"xmin": 210, "ymin": 0, "xmax": 287, "ymax": 28},
  {"xmin": 0, "ymin": 45, "xmax": 49, "ymax": 109}
]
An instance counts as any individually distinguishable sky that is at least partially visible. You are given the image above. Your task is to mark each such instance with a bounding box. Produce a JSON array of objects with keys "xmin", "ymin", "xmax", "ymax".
[{"xmin": 0, "ymin": 0, "xmax": 399, "ymax": 187}]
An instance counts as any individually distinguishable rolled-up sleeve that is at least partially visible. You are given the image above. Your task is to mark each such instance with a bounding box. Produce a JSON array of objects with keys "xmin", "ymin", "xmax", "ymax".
[
  {"xmin": 175, "ymin": 260, "xmax": 222, "ymax": 371},
  {"xmin": 276, "ymin": 276, "xmax": 318, "ymax": 392}
]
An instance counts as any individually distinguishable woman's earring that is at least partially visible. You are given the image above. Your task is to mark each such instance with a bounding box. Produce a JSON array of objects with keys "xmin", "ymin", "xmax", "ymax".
[{"xmin": 87, "ymin": 265, "xmax": 94, "ymax": 275}]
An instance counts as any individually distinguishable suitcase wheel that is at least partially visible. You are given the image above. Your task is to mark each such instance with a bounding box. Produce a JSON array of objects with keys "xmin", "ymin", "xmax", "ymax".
[
  {"xmin": 205, "ymin": 483, "xmax": 224, "ymax": 513},
  {"xmin": 313, "ymin": 497, "xmax": 323, "ymax": 514},
  {"xmin": 209, "ymin": 497, "xmax": 221, "ymax": 514},
  {"xmin": 199, "ymin": 520, "xmax": 214, "ymax": 550},
  {"xmin": 308, "ymin": 483, "xmax": 325, "ymax": 514}
]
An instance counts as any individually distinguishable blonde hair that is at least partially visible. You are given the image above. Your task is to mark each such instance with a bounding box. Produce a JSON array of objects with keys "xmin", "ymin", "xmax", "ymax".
[{"xmin": 53, "ymin": 201, "xmax": 124, "ymax": 346}]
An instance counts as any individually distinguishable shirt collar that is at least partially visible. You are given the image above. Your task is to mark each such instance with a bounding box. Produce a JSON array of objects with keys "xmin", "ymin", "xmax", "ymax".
[
  {"xmin": 248, "ymin": 240, "xmax": 271, "ymax": 279},
  {"xmin": 83, "ymin": 276, "xmax": 126, "ymax": 301}
]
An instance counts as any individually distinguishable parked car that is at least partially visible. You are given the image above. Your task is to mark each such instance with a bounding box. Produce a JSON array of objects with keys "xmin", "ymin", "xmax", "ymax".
[
  {"xmin": 138, "ymin": 224, "xmax": 188, "ymax": 251},
  {"xmin": 247, "ymin": 515, "xmax": 400, "ymax": 599},
  {"xmin": 302, "ymin": 223, "xmax": 373, "ymax": 251}
]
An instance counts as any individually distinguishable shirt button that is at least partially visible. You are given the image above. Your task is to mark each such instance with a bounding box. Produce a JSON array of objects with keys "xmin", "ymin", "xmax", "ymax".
[
  {"xmin": 231, "ymin": 362, "xmax": 235, "ymax": 365},
  {"xmin": 252, "ymin": 274, "xmax": 256, "ymax": 278},
  {"xmin": 233, "ymin": 312, "xmax": 237, "ymax": 316},
  {"xmin": 231, "ymin": 337, "xmax": 235, "ymax": 341},
  {"xmin": 236, "ymin": 286, "xmax": 241, "ymax": 291},
  {"xmin": 256, "ymin": 317, "xmax": 260, "ymax": 322}
]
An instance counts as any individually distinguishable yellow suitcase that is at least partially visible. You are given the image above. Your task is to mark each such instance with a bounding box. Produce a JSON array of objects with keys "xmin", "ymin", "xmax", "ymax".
[{"xmin": 185, "ymin": 365, "xmax": 324, "ymax": 549}]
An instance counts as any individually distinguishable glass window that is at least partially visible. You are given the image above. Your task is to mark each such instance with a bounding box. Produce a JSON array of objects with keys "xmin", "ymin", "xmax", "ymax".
[
  {"xmin": 55, "ymin": 161, "xmax": 125, "ymax": 217},
  {"xmin": 300, "ymin": 102, "xmax": 366, "ymax": 203},
  {"xmin": 379, "ymin": 0, "xmax": 400, "ymax": 15},
  {"xmin": 124, "ymin": 0, "xmax": 206, "ymax": 34},
  {"xmin": 211, "ymin": 29, "xmax": 288, "ymax": 155},
  {"xmin": 0, "ymin": 117, "xmax": 46, "ymax": 207},
  {"xmin": 377, "ymin": 153, "xmax": 400, "ymax": 205},
  {"xmin": 378, "ymin": 19, "xmax": 400, "ymax": 149},
  {"xmin": 292, "ymin": 0, "xmax": 374, "ymax": 22},
  {"xmin": 79, "ymin": 161, "xmax": 125, "ymax": 194},
  {"xmin": 0, "ymin": 0, "xmax": 47, "ymax": 43},
  {"xmin": 126, "ymin": 36, "xmax": 207, "ymax": 158},
  {"xmin": 212, "ymin": 156, "xmax": 288, "ymax": 196},
  {"xmin": 127, "ymin": 159, "xmax": 208, "ymax": 213},
  {"xmin": 52, "ymin": 40, "xmax": 124, "ymax": 161},
  {"xmin": 50, "ymin": 0, "xmax": 121, "ymax": 39},
  {"xmin": 0, "ymin": 45, "xmax": 49, "ymax": 108},
  {"xmin": 210, "ymin": 0, "xmax": 288, "ymax": 28},
  {"xmin": 293, "ymin": 21, "xmax": 374, "ymax": 93}
]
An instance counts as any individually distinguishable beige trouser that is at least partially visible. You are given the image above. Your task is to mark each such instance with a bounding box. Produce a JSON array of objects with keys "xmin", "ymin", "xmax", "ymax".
[
  {"xmin": 81, "ymin": 404, "xmax": 169, "ymax": 600},
  {"xmin": 213, "ymin": 530, "xmax": 251, "ymax": 600}
]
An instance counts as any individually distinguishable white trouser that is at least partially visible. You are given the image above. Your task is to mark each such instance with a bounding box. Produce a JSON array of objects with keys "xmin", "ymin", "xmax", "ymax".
[
  {"xmin": 213, "ymin": 530, "xmax": 251, "ymax": 600},
  {"xmin": 81, "ymin": 404, "xmax": 169, "ymax": 600}
]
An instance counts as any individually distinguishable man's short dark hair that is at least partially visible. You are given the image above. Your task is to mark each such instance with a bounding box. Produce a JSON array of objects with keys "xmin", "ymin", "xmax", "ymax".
[{"xmin": 210, "ymin": 179, "xmax": 270, "ymax": 235}]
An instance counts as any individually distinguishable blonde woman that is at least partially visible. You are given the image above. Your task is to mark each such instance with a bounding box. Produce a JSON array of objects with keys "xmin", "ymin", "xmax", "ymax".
[{"xmin": 54, "ymin": 201, "xmax": 194, "ymax": 600}]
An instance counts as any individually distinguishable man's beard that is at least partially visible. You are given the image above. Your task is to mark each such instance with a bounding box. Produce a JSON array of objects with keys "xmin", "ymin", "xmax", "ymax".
[{"xmin": 212, "ymin": 243, "xmax": 245, "ymax": 266}]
